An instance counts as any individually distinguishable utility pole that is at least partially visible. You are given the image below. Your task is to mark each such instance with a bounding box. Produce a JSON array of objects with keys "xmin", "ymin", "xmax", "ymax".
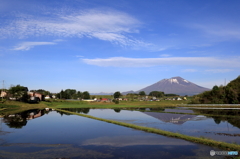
[{"xmin": 1, "ymin": 80, "xmax": 4, "ymax": 101}]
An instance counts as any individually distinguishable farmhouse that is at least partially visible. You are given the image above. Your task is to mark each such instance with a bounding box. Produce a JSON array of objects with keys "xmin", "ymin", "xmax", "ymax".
[
  {"xmin": 28, "ymin": 92, "xmax": 44, "ymax": 101},
  {"xmin": 0, "ymin": 91, "xmax": 7, "ymax": 98}
]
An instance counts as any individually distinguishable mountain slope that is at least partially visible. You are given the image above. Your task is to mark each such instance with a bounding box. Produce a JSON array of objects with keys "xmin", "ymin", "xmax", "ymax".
[{"xmin": 123, "ymin": 76, "xmax": 210, "ymax": 96}]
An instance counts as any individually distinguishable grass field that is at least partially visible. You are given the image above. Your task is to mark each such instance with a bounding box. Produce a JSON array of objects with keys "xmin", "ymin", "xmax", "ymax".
[
  {"xmin": 44, "ymin": 99, "xmax": 188, "ymax": 108},
  {"xmin": 0, "ymin": 101, "xmax": 47, "ymax": 115},
  {"xmin": 0, "ymin": 99, "xmax": 187, "ymax": 115},
  {"xmin": 1, "ymin": 99, "xmax": 240, "ymax": 114}
]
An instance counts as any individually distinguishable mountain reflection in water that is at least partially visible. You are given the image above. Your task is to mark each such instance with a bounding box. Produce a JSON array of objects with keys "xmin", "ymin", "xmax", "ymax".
[{"xmin": 142, "ymin": 112, "xmax": 199, "ymax": 124}]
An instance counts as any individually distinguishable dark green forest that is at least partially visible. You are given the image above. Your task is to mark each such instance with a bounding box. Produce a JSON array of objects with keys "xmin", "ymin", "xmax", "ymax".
[{"xmin": 190, "ymin": 76, "xmax": 240, "ymax": 104}]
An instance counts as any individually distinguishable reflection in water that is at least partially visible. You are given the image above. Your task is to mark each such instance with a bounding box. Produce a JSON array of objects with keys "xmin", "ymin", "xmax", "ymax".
[
  {"xmin": 142, "ymin": 112, "xmax": 198, "ymax": 124},
  {"xmin": 61, "ymin": 108, "xmax": 90, "ymax": 114},
  {"xmin": 164, "ymin": 108, "xmax": 194, "ymax": 114},
  {"xmin": 0, "ymin": 110, "xmax": 225, "ymax": 159},
  {"xmin": 113, "ymin": 108, "xmax": 121, "ymax": 113},
  {"xmin": 193, "ymin": 109, "xmax": 240, "ymax": 128},
  {"xmin": 2, "ymin": 108, "xmax": 52, "ymax": 128},
  {"xmin": 82, "ymin": 135, "xmax": 195, "ymax": 147},
  {"xmin": 0, "ymin": 143, "xmax": 113, "ymax": 159},
  {"xmin": 77, "ymin": 108, "xmax": 240, "ymax": 144}
]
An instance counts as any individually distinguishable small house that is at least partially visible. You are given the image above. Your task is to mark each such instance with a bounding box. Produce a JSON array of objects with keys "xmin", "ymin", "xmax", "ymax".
[
  {"xmin": 28, "ymin": 92, "xmax": 44, "ymax": 101},
  {"xmin": 176, "ymin": 97, "xmax": 182, "ymax": 100},
  {"xmin": 0, "ymin": 91, "xmax": 7, "ymax": 98}
]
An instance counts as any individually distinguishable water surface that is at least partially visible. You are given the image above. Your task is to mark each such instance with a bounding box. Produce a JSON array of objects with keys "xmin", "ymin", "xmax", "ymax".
[
  {"xmin": 68, "ymin": 108, "xmax": 240, "ymax": 144},
  {"xmin": 0, "ymin": 109, "xmax": 224, "ymax": 159}
]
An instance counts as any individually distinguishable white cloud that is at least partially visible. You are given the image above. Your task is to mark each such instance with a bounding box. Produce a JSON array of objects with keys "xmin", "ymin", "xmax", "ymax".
[
  {"xmin": 13, "ymin": 42, "xmax": 56, "ymax": 51},
  {"xmin": 188, "ymin": 22, "xmax": 240, "ymax": 40},
  {"xmin": 82, "ymin": 56, "xmax": 240, "ymax": 68},
  {"xmin": 0, "ymin": 10, "xmax": 153, "ymax": 48}
]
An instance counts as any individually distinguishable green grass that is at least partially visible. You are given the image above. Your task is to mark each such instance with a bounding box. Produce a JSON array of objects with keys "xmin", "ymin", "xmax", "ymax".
[
  {"xmin": 0, "ymin": 100, "xmax": 183, "ymax": 116},
  {"xmin": 46, "ymin": 100, "xmax": 187, "ymax": 109},
  {"xmin": 56, "ymin": 108, "xmax": 240, "ymax": 151},
  {"xmin": 0, "ymin": 101, "xmax": 47, "ymax": 115},
  {"xmin": 2, "ymin": 99, "xmax": 240, "ymax": 115}
]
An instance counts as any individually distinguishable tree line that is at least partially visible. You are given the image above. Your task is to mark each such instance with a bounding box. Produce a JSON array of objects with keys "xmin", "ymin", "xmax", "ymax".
[
  {"xmin": 113, "ymin": 91, "xmax": 166, "ymax": 99},
  {"xmin": 0, "ymin": 85, "xmax": 91, "ymax": 101},
  {"xmin": 2, "ymin": 84, "xmax": 180, "ymax": 102},
  {"xmin": 56, "ymin": 89, "xmax": 90, "ymax": 99},
  {"xmin": 190, "ymin": 76, "xmax": 240, "ymax": 104}
]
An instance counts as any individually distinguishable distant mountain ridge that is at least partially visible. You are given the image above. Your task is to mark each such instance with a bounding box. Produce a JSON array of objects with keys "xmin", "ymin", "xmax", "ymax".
[{"xmin": 122, "ymin": 76, "xmax": 210, "ymax": 96}]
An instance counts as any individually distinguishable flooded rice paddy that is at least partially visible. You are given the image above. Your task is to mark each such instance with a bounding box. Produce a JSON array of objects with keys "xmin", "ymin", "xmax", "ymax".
[
  {"xmin": 0, "ymin": 107, "xmax": 239, "ymax": 158},
  {"xmin": 63, "ymin": 107, "xmax": 240, "ymax": 144}
]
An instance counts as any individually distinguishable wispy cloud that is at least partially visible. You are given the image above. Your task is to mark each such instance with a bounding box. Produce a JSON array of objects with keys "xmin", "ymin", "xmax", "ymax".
[
  {"xmin": 188, "ymin": 22, "xmax": 240, "ymax": 40},
  {"xmin": 13, "ymin": 42, "xmax": 56, "ymax": 51},
  {"xmin": 0, "ymin": 9, "xmax": 153, "ymax": 49},
  {"xmin": 82, "ymin": 56, "xmax": 240, "ymax": 68}
]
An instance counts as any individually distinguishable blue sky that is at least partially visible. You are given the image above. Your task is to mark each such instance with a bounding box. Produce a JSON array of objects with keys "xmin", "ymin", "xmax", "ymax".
[{"xmin": 1, "ymin": 0, "xmax": 240, "ymax": 93}]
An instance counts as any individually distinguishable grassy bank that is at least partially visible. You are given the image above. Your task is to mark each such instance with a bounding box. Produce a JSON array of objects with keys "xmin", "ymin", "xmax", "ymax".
[
  {"xmin": 56, "ymin": 109, "xmax": 240, "ymax": 152},
  {"xmin": 2, "ymin": 100, "xmax": 240, "ymax": 115},
  {"xmin": 0, "ymin": 101, "xmax": 47, "ymax": 115},
  {"xmin": 45, "ymin": 100, "xmax": 186, "ymax": 108},
  {"xmin": 0, "ymin": 100, "xmax": 181, "ymax": 115}
]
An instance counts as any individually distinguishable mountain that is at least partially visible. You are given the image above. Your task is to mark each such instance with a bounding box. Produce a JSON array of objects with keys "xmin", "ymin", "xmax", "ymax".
[{"xmin": 122, "ymin": 76, "xmax": 210, "ymax": 96}]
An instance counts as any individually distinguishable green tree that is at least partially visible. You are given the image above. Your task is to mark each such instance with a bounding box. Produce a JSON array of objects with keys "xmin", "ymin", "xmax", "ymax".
[
  {"xmin": 149, "ymin": 91, "xmax": 164, "ymax": 98},
  {"xmin": 76, "ymin": 91, "xmax": 82, "ymax": 99},
  {"xmin": 190, "ymin": 75, "xmax": 240, "ymax": 104},
  {"xmin": 65, "ymin": 89, "xmax": 77, "ymax": 99},
  {"xmin": 139, "ymin": 91, "xmax": 146, "ymax": 96},
  {"xmin": 8, "ymin": 85, "xmax": 28, "ymax": 101},
  {"xmin": 82, "ymin": 91, "xmax": 90, "ymax": 99},
  {"xmin": 57, "ymin": 90, "xmax": 65, "ymax": 99},
  {"xmin": 212, "ymin": 85, "xmax": 219, "ymax": 92},
  {"xmin": 30, "ymin": 89, "xmax": 51, "ymax": 96},
  {"xmin": 113, "ymin": 91, "xmax": 121, "ymax": 98}
]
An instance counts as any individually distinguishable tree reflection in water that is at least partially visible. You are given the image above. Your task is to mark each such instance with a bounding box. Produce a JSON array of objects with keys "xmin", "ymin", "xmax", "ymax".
[
  {"xmin": 2, "ymin": 109, "xmax": 52, "ymax": 128},
  {"xmin": 193, "ymin": 109, "xmax": 240, "ymax": 128}
]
